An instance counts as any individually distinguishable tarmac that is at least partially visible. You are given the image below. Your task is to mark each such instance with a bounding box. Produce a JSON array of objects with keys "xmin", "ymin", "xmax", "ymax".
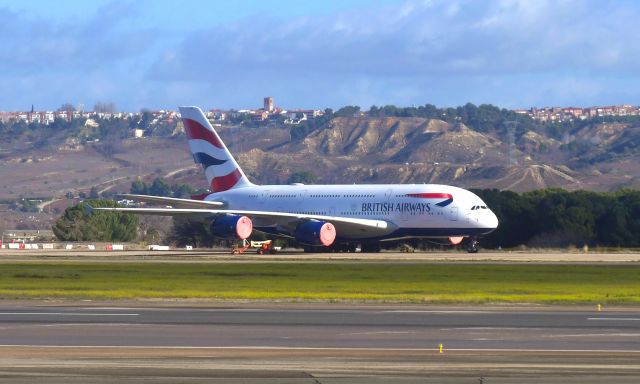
[
  {"xmin": 1, "ymin": 248, "xmax": 640, "ymax": 263},
  {"xmin": 0, "ymin": 249, "xmax": 638, "ymax": 382},
  {"xmin": 0, "ymin": 304, "xmax": 638, "ymax": 383}
]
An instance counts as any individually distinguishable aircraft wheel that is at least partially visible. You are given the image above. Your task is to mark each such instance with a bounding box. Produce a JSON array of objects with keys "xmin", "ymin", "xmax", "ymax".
[{"xmin": 467, "ymin": 238, "xmax": 480, "ymax": 253}]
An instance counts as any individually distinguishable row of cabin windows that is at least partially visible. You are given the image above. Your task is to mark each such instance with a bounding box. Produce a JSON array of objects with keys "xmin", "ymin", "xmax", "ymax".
[
  {"xmin": 338, "ymin": 211, "xmax": 444, "ymax": 216},
  {"xmin": 247, "ymin": 194, "xmax": 380, "ymax": 198},
  {"xmin": 301, "ymin": 194, "xmax": 377, "ymax": 198}
]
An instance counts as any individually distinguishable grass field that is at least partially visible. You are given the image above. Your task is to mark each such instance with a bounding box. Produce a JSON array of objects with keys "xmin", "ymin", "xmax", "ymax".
[{"xmin": 0, "ymin": 262, "xmax": 638, "ymax": 304}]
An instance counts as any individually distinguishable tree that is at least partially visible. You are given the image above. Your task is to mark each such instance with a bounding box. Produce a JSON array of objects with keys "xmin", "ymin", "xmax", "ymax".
[
  {"xmin": 167, "ymin": 218, "xmax": 214, "ymax": 248},
  {"xmin": 94, "ymin": 101, "xmax": 116, "ymax": 113},
  {"xmin": 335, "ymin": 106, "xmax": 361, "ymax": 117},
  {"xmin": 52, "ymin": 200, "xmax": 138, "ymax": 242},
  {"xmin": 58, "ymin": 103, "xmax": 76, "ymax": 112},
  {"xmin": 131, "ymin": 179, "xmax": 148, "ymax": 195},
  {"xmin": 288, "ymin": 171, "xmax": 316, "ymax": 184},
  {"xmin": 89, "ymin": 186, "xmax": 99, "ymax": 199},
  {"xmin": 138, "ymin": 110, "xmax": 153, "ymax": 130},
  {"xmin": 149, "ymin": 177, "xmax": 172, "ymax": 196}
]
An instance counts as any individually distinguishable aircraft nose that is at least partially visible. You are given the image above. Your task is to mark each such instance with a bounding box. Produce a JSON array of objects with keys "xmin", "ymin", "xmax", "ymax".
[{"xmin": 485, "ymin": 210, "xmax": 499, "ymax": 230}]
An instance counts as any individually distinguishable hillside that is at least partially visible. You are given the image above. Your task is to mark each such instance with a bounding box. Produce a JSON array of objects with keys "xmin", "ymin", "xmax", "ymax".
[{"xmin": 1, "ymin": 114, "xmax": 639, "ymax": 208}]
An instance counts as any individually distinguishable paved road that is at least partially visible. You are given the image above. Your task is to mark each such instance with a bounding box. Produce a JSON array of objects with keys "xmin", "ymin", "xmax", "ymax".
[{"xmin": 0, "ymin": 304, "xmax": 639, "ymax": 383}]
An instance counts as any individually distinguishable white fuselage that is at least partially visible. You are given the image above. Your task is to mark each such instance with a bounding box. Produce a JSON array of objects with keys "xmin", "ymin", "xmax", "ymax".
[{"xmin": 205, "ymin": 183, "xmax": 498, "ymax": 241}]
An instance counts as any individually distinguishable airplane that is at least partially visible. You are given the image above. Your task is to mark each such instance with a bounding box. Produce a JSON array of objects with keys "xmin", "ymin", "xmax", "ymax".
[{"xmin": 92, "ymin": 106, "xmax": 498, "ymax": 253}]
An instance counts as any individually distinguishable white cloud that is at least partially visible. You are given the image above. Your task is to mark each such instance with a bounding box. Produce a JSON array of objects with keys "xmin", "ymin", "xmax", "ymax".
[{"xmin": 3, "ymin": 0, "xmax": 640, "ymax": 110}]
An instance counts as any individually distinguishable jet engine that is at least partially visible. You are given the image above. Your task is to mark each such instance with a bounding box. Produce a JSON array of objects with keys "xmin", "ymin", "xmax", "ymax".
[
  {"xmin": 294, "ymin": 220, "xmax": 336, "ymax": 246},
  {"xmin": 211, "ymin": 215, "xmax": 253, "ymax": 240}
]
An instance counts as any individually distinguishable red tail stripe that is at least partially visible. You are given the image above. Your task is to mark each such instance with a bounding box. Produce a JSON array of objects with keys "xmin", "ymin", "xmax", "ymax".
[
  {"xmin": 406, "ymin": 193, "xmax": 453, "ymax": 199},
  {"xmin": 190, "ymin": 193, "xmax": 209, "ymax": 200},
  {"xmin": 183, "ymin": 118, "xmax": 224, "ymax": 149},
  {"xmin": 211, "ymin": 168, "xmax": 242, "ymax": 192}
]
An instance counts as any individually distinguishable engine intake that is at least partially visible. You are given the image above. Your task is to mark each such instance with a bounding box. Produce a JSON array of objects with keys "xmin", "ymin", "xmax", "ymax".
[
  {"xmin": 294, "ymin": 220, "xmax": 336, "ymax": 246},
  {"xmin": 211, "ymin": 215, "xmax": 253, "ymax": 240}
]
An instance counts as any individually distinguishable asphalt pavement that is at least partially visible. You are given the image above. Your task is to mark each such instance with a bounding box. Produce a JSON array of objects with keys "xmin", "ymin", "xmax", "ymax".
[{"xmin": 0, "ymin": 304, "xmax": 638, "ymax": 383}]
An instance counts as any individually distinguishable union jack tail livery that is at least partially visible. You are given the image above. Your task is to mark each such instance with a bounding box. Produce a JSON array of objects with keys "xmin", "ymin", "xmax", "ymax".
[{"xmin": 179, "ymin": 106, "xmax": 254, "ymax": 192}]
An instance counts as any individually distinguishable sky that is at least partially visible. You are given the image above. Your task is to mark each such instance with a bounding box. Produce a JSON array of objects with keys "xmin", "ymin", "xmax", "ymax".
[{"xmin": 1, "ymin": 0, "xmax": 640, "ymax": 111}]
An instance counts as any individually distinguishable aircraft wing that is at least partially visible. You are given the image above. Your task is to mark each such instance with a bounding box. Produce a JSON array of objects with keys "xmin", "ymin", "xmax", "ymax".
[
  {"xmin": 91, "ymin": 207, "xmax": 395, "ymax": 238},
  {"xmin": 118, "ymin": 194, "xmax": 225, "ymax": 209}
]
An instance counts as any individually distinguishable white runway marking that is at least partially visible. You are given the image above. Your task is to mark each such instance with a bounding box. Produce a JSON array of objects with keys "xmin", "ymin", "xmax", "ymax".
[
  {"xmin": 544, "ymin": 333, "xmax": 640, "ymax": 338},
  {"xmin": 337, "ymin": 331, "xmax": 416, "ymax": 336},
  {"xmin": 0, "ymin": 345, "xmax": 638, "ymax": 353},
  {"xmin": 588, "ymin": 317, "xmax": 640, "ymax": 321},
  {"xmin": 0, "ymin": 312, "xmax": 139, "ymax": 316},
  {"xmin": 384, "ymin": 310, "xmax": 491, "ymax": 314}
]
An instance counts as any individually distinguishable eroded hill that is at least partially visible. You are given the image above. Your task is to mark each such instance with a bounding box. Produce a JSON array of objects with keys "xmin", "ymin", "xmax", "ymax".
[{"xmin": 1, "ymin": 115, "xmax": 639, "ymax": 205}]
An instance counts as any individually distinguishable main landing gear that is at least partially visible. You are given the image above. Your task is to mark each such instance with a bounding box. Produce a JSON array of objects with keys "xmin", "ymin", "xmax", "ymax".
[
  {"xmin": 360, "ymin": 242, "xmax": 381, "ymax": 253},
  {"xmin": 302, "ymin": 242, "xmax": 376, "ymax": 253},
  {"xmin": 466, "ymin": 237, "xmax": 480, "ymax": 253}
]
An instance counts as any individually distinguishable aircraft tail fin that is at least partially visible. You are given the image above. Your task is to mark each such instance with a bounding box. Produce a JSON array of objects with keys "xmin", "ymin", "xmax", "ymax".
[{"xmin": 179, "ymin": 106, "xmax": 254, "ymax": 192}]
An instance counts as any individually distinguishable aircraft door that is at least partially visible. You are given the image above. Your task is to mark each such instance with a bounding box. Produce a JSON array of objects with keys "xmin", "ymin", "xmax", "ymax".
[
  {"xmin": 384, "ymin": 189, "xmax": 393, "ymax": 201},
  {"xmin": 449, "ymin": 206, "xmax": 458, "ymax": 221},
  {"xmin": 259, "ymin": 190, "xmax": 270, "ymax": 204},
  {"xmin": 400, "ymin": 207, "xmax": 409, "ymax": 222}
]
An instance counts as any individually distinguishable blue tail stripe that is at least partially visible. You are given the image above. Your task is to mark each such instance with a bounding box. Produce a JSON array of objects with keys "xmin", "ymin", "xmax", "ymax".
[
  {"xmin": 436, "ymin": 198, "xmax": 453, "ymax": 207},
  {"xmin": 193, "ymin": 152, "xmax": 227, "ymax": 168}
]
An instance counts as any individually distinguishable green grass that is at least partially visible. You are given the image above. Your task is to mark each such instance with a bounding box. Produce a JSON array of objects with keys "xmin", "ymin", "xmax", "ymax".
[{"xmin": 0, "ymin": 262, "xmax": 638, "ymax": 304}]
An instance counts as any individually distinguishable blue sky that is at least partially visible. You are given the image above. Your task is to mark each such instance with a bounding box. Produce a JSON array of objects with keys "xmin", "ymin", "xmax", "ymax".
[{"xmin": 1, "ymin": 0, "xmax": 640, "ymax": 111}]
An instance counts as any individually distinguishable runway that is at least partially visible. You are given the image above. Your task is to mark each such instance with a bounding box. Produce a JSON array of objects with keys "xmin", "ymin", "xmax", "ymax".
[
  {"xmin": 0, "ymin": 304, "xmax": 639, "ymax": 382},
  {"xmin": 2, "ymin": 248, "xmax": 640, "ymax": 263}
]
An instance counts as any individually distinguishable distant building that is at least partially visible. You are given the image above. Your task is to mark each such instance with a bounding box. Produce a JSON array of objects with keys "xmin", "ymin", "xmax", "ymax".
[
  {"xmin": 252, "ymin": 110, "xmax": 269, "ymax": 121},
  {"xmin": 263, "ymin": 96, "xmax": 274, "ymax": 112},
  {"xmin": 207, "ymin": 109, "xmax": 227, "ymax": 121}
]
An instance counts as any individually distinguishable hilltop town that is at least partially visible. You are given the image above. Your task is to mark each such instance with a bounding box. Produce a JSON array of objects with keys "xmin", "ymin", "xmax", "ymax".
[{"xmin": 2, "ymin": 97, "xmax": 639, "ymax": 136}]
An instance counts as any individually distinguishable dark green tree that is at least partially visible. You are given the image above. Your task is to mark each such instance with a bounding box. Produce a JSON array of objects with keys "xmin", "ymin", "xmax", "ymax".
[
  {"xmin": 288, "ymin": 171, "xmax": 316, "ymax": 184},
  {"xmin": 131, "ymin": 179, "xmax": 148, "ymax": 195},
  {"xmin": 89, "ymin": 186, "xmax": 99, "ymax": 199},
  {"xmin": 167, "ymin": 218, "xmax": 214, "ymax": 248},
  {"xmin": 52, "ymin": 200, "xmax": 138, "ymax": 242},
  {"xmin": 334, "ymin": 105, "xmax": 361, "ymax": 117},
  {"xmin": 149, "ymin": 177, "xmax": 172, "ymax": 196}
]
